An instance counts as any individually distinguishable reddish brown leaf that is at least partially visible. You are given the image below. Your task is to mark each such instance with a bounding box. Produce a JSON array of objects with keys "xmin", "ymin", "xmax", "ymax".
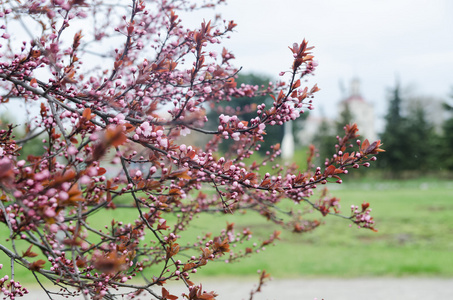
[
  {"xmin": 225, "ymin": 77, "xmax": 236, "ymax": 88},
  {"xmin": 186, "ymin": 279, "xmax": 195, "ymax": 287},
  {"xmin": 145, "ymin": 180, "xmax": 162, "ymax": 191},
  {"xmin": 212, "ymin": 237, "xmax": 229, "ymax": 255},
  {"xmin": 29, "ymin": 259, "xmax": 46, "ymax": 271},
  {"xmin": 22, "ymin": 245, "xmax": 38, "ymax": 258},
  {"xmin": 166, "ymin": 242, "xmax": 180, "ymax": 260},
  {"xmin": 66, "ymin": 184, "xmax": 84, "ymax": 205},
  {"xmin": 187, "ymin": 150, "xmax": 197, "ymax": 159},
  {"xmin": 114, "ymin": 59, "xmax": 123, "ymax": 69},
  {"xmin": 157, "ymin": 220, "xmax": 170, "ymax": 231},
  {"xmin": 127, "ymin": 25, "xmax": 134, "ymax": 35},
  {"xmin": 0, "ymin": 158, "xmax": 14, "ymax": 188},
  {"xmin": 364, "ymin": 140, "xmax": 385, "ymax": 155},
  {"xmin": 183, "ymin": 262, "xmax": 196, "ymax": 272},
  {"xmin": 162, "ymin": 287, "xmax": 178, "ymax": 300},
  {"xmin": 259, "ymin": 179, "xmax": 271, "ymax": 188},
  {"xmin": 97, "ymin": 167, "xmax": 106, "ymax": 175},
  {"xmin": 324, "ymin": 165, "xmax": 336, "ymax": 176},
  {"xmin": 105, "ymin": 125, "xmax": 127, "ymax": 147},
  {"xmin": 169, "ymin": 169, "xmax": 191, "ymax": 180},
  {"xmin": 223, "ymin": 160, "xmax": 232, "ymax": 172},
  {"xmin": 362, "ymin": 202, "xmax": 370, "ymax": 210},
  {"xmin": 310, "ymin": 84, "xmax": 320, "ymax": 93},
  {"xmin": 82, "ymin": 108, "xmax": 92, "ymax": 120},
  {"xmin": 169, "ymin": 188, "xmax": 182, "ymax": 196},
  {"xmin": 360, "ymin": 139, "xmax": 370, "ymax": 152},
  {"xmin": 136, "ymin": 181, "xmax": 145, "ymax": 189}
]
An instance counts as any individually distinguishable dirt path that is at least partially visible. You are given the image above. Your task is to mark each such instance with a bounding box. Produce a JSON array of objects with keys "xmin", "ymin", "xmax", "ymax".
[
  {"xmin": 191, "ymin": 278, "xmax": 453, "ymax": 300},
  {"xmin": 17, "ymin": 278, "xmax": 453, "ymax": 299}
]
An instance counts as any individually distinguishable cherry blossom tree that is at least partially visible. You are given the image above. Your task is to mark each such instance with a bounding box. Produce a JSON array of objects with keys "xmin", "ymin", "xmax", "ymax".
[{"xmin": 0, "ymin": 0, "xmax": 384, "ymax": 299}]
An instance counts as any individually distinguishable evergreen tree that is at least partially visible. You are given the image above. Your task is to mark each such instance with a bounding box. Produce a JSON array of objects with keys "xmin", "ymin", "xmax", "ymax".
[
  {"xmin": 405, "ymin": 103, "xmax": 439, "ymax": 171},
  {"xmin": 208, "ymin": 73, "xmax": 307, "ymax": 155},
  {"xmin": 378, "ymin": 84, "xmax": 410, "ymax": 172},
  {"xmin": 336, "ymin": 102, "xmax": 353, "ymax": 135},
  {"xmin": 378, "ymin": 84, "xmax": 440, "ymax": 173},
  {"xmin": 312, "ymin": 102, "xmax": 353, "ymax": 166},
  {"xmin": 312, "ymin": 117, "xmax": 336, "ymax": 165},
  {"xmin": 440, "ymin": 90, "xmax": 453, "ymax": 170}
]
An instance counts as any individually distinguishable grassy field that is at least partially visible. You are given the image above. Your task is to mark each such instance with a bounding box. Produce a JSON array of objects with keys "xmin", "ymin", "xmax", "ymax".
[
  {"xmin": 193, "ymin": 178, "xmax": 453, "ymax": 278},
  {"xmin": 1, "ymin": 178, "xmax": 452, "ymax": 284}
]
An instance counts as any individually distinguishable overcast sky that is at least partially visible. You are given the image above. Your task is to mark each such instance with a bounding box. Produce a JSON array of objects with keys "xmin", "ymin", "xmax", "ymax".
[
  {"xmin": 2, "ymin": 0, "xmax": 451, "ymax": 133},
  {"xmin": 183, "ymin": 0, "xmax": 453, "ymax": 129}
]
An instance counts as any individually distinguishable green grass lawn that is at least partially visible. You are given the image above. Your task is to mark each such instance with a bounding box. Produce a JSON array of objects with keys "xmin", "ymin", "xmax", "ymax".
[
  {"xmin": 1, "ymin": 178, "xmax": 453, "ymax": 284},
  {"xmin": 190, "ymin": 179, "xmax": 453, "ymax": 278}
]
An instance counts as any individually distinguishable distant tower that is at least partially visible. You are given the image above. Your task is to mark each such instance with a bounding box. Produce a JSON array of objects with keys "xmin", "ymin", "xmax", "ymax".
[
  {"xmin": 338, "ymin": 79, "xmax": 376, "ymax": 141},
  {"xmin": 350, "ymin": 78, "xmax": 360, "ymax": 96},
  {"xmin": 281, "ymin": 121, "xmax": 295, "ymax": 160}
]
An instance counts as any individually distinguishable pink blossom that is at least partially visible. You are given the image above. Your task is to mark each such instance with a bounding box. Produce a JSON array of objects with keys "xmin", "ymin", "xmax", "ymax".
[
  {"xmin": 59, "ymin": 191, "xmax": 69, "ymax": 201},
  {"xmin": 180, "ymin": 127, "xmax": 191, "ymax": 136},
  {"xmin": 67, "ymin": 146, "xmax": 78, "ymax": 155},
  {"xmin": 77, "ymin": 11, "xmax": 87, "ymax": 18},
  {"xmin": 159, "ymin": 138, "xmax": 168, "ymax": 148},
  {"xmin": 140, "ymin": 122, "xmax": 152, "ymax": 137},
  {"xmin": 35, "ymin": 170, "xmax": 50, "ymax": 180},
  {"xmin": 231, "ymin": 132, "xmax": 240, "ymax": 141},
  {"xmin": 219, "ymin": 114, "xmax": 230, "ymax": 123},
  {"xmin": 115, "ymin": 113, "xmax": 126, "ymax": 124},
  {"xmin": 44, "ymin": 207, "xmax": 56, "ymax": 218},
  {"xmin": 47, "ymin": 10, "xmax": 56, "ymax": 18},
  {"xmin": 49, "ymin": 224, "xmax": 59, "ymax": 233},
  {"xmin": 80, "ymin": 175, "xmax": 90, "ymax": 185}
]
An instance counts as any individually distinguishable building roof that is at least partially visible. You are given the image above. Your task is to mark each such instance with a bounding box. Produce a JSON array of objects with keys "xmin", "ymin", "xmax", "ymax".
[
  {"xmin": 342, "ymin": 95, "xmax": 365, "ymax": 103},
  {"xmin": 341, "ymin": 78, "xmax": 365, "ymax": 103}
]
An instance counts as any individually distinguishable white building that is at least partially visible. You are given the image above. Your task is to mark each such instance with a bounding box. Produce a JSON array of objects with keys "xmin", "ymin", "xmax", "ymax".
[
  {"xmin": 297, "ymin": 115, "xmax": 335, "ymax": 146},
  {"xmin": 298, "ymin": 78, "xmax": 377, "ymax": 145},
  {"xmin": 337, "ymin": 78, "xmax": 377, "ymax": 142}
]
